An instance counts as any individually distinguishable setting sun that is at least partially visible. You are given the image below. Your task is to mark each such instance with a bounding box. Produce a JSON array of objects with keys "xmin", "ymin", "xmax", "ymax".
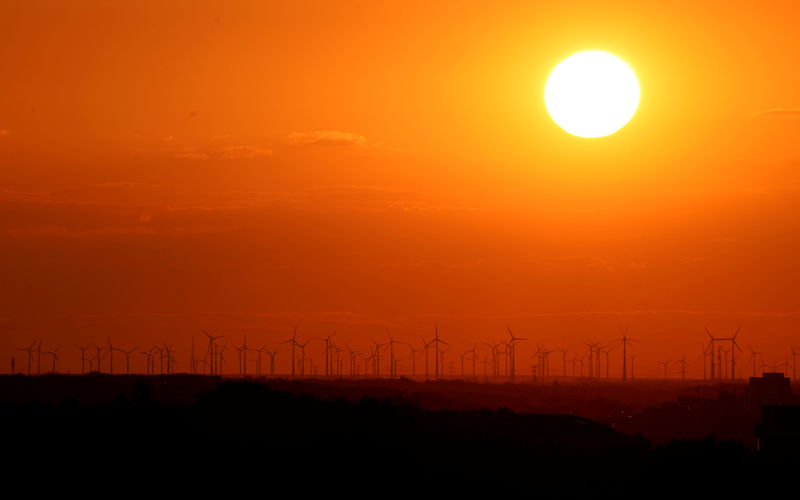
[{"xmin": 545, "ymin": 51, "xmax": 640, "ymax": 138}]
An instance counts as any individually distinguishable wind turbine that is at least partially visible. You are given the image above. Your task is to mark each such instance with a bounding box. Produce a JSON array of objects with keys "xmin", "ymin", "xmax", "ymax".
[
  {"xmin": 370, "ymin": 337, "xmax": 388, "ymax": 378},
  {"xmin": 557, "ymin": 348, "xmax": 569, "ymax": 378},
  {"xmin": 385, "ymin": 329, "xmax": 400, "ymax": 378},
  {"xmin": 422, "ymin": 337, "xmax": 435, "ymax": 379},
  {"xmin": 699, "ymin": 342, "xmax": 711, "ymax": 380},
  {"xmin": 659, "ymin": 360, "xmax": 670, "ymax": 382},
  {"xmin": 217, "ymin": 344, "xmax": 227, "ymax": 376},
  {"xmin": 704, "ymin": 327, "xmax": 723, "ymax": 381},
  {"xmin": 42, "ymin": 345, "xmax": 60, "ymax": 373},
  {"xmin": 190, "ymin": 336, "xmax": 196, "ymax": 374},
  {"xmin": 676, "ymin": 354, "xmax": 688, "ymax": 383},
  {"xmin": 345, "ymin": 345, "xmax": 359, "ymax": 377},
  {"xmin": 297, "ymin": 338, "xmax": 311, "ymax": 377},
  {"xmin": 202, "ymin": 330, "xmax": 224, "ymax": 375},
  {"xmin": 405, "ymin": 342, "xmax": 423, "ymax": 378},
  {"xmin": 465, "ymin": 344, "xmax": 477, "ymax": 379},
  {"xmin": 250, "ymin": 345, "xmax": 266, "ymax": 375},
  {"xmin": 506, "ymin": 326, "xmax": 527, "ymax": 381},
  {"xmin": 152, "ymin": 345, "xmax": 164, "ymax": 374},
  {"xmin": 139, "ymin": 349, "xmax": 154, "ymax": 375},
  {"xmin": 727, "ymin": 327, "xmax": 742, "ymax": 381},
  {"xmin": 584, "ymin": 341, "xmax": 598, "ymax": 379},
  {"xmin": 281, "ymin": 328, "xmax": 299, "ymax": 378},
  {"xmin": 316, "ymin": 331, "xmax": 336, "ymax": 377},
  {"xmin": 538, "ymin": 344, "xmax": 554, "ymax": 378},
  {"xmin": 498, "ymin": 342, "xmax": 509, "ymax": 376},
  {"xmin": 266, "ymin": 349, "xmax": 279, "ymax": 376},
  {"xmin": 431, "ymin": 325, "xmax": 449, "ymax": 380},
  {"xmin": 123, "ymin": 346, "xmax": 137, "ymax": 375},
  {"xmin": 439, "ymin": 348, "xmax": 449, "ymax": 378},
  {"xmin": 363, "ymin": 350, "xmax": 374, "ymax": 377},
  {"xmin": 35, "ymin": 339, "xmax": 42, "ymax": 375},
  {"xmin": 92, "ymin": 344, "xmax": 106, "ymax": 374},
  {"xmin": 106, "ymin": 337, "xmax": 119, "ymax": 374},
  {"xmin": 162, "ymin": 344, "xmax": 175, "ymax": 375},
  {"xmin": 617, "ymin": 325, "xmax": 637, "ymax": 381},
  {"xmin": 17, "ymin": 342, "xmax": 36, "ymax": 376},
  {"xmin": 749, "ymin": 346, "xmax": 762, "ymax": 378},
  {"xmin": 484, "ymin": 341, "xmax": 502, "ymax": 378},
  {"xmin": 237, "ymin": 336, "xmax": 249, "ymax": 376}
]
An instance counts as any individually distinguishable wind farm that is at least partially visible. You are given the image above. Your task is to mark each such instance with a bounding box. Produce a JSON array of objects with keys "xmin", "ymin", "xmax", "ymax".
[{"xmin": 4, "ymin": 1, "xmax": 800, "ymax": 497}]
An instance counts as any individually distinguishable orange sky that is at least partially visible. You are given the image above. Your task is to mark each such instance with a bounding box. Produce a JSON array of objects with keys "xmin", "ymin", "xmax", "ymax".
[{"xmin": 2, "ymin": 1, "xmax": 800, "ymax": 377}]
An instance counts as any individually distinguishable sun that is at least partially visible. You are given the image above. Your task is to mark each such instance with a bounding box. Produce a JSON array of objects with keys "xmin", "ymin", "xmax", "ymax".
[{"xmin": 544, "ymin": 51, "xmax": 640, "ymax": 138}]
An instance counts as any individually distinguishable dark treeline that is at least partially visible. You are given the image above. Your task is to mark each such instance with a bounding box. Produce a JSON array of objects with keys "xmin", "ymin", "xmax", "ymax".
[{"xmin": 1, "ymin": 376, "xmax": 792, "ymax": 497}]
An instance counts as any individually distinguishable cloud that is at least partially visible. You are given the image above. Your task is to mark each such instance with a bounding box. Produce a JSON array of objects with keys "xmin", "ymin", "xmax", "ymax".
[
  {"xmin": 219, "ymin": 145, "xmax": 273, "ymax": 159},
  {"xmin": 172, "ymin": 145, "xmax": 272, "ymax": 160},
  {"xmin": 753, "ymin": 108, "xmax": 800, "ymax": 118},
  {"xmin": 286, "ymin": 130, "xmax": 368, "ymax": 147},
  {"xmin": 173, "ymin": 151, "xmax": 210, "ymax": 160},
  {"xmin": 0, "ymin": 129, "xmax": 9, "ymax": 136}
]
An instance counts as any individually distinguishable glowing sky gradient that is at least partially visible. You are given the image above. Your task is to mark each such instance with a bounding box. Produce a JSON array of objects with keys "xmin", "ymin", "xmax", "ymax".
[{"xmin": 2, "ymin": 1, "xmax": 800, "ymax": 377}]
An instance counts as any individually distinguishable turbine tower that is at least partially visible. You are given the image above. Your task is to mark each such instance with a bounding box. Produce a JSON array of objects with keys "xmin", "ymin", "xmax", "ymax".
[
  {"xmin": 202, "ymin": 330, "xmax": 224, "ymax": 375},
  {"xmin": 281, "ymin": 328, "xmax": 299, "ymax": 378},
  {"xmin": 506, "ymin": 326, "xmax": 527, "ymax": 381},
  {"xmin": 617, "ymin": 325, "xmax": 637, "ymax": 382},
  {"xmin": 431, "ymin": 325, "xmax": 449, "ymax": 380}
]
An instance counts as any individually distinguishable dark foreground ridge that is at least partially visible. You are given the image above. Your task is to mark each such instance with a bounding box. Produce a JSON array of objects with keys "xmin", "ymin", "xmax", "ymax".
[{"xmin": 1, "ymin": 376, "xmax": 793, "ymax": 497}]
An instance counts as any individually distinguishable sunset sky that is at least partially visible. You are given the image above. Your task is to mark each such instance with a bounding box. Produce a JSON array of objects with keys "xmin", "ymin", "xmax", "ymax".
[{"xmin": 2, "ymin": 1, "xmax": 800, "ymax": 377}]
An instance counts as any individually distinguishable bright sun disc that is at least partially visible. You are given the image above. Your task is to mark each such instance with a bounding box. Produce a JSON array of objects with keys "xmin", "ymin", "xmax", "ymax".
[{"xmin": 545, "ymin": 51, "xmax": 640, "ymax": 138}]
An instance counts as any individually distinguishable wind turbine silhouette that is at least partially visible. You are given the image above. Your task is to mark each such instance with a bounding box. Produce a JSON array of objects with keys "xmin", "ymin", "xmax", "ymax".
[
  {"xmin": 17, "ymin": 342, "xmax": 36, "ymax": 376},
  {"xmin": 76, "ymin": 345, "xmax": 90, "ymax": 375},
  {"xmin": 162, "ymin": 344, "xmax": 175, "ymax": 374},
  {"xmin": 484, "ymin": 341, "xmax": 502, "ymax": 378},
  {"xmin": 123, "ymin": 346, "xmax": 138, "ymax": 374},
  {"xmin": 35, "ymin": 339, "xmax": 42, "ymax": 375},
  {"xmin": 316, "ymin": 331, "xmax": 336, "ymax": 377},
  {"xmin": 749, "ymin": 346, "xmax": 762, "ymax": 377},
  {"xmin": 659, "ymin": 360, "xmax": 670, "ymax": 382},
  {"xmin": 296, "ymin": 338, "xmax": 311, "ymax": 377},
  {"xmin": 699, "ymin": 343, "xmax": 711, "ymax": 380},
  {"xmin": 431, "ymin": 325, "xmax": 449, "ymax": 380},
  {"xmin": 237, "ymin": 336, "xmax": 249, "ymax": 376},
  {"xmin": 345, "ymin": 345, "xmax": 359, "ymax": 377},
  {"xmin": 584, "ymin": 341, "xmax": 598, "ymax": 379},
  {"xmin": 616, "ymin": 325, "xmax": 637, "ymax": 382},
  {"xmin": 91, "ymin": 344, "xmax": 106, "ymax": 374},
  {"xmin": 266, "ymin": 349, "xmax": 279, "ymax": 376},
  {"xmin": 422, "ymin": 337, "xmax": 435, "ymax": 379},
  {"xmin": 385, "ymin": 329, "xmax": 400, "ymax": 378},
  {"xmin": 506, "ymin": 326, "xmax": 527, "ymax": 381},
  {"xmin": 557, "ymin": 347, "xmax": 569, "ymax": 378},
  {"xmin": 250, "ymin": 344, "xmax": 266, "ymax": 375},
  {"xmin": 405, "ymin": 342, "xmax": 423, "ymax": 378},
  {"xmin": 676, "ymin": 354, "xmax": 688, "ymax": 383},
  {"xmin": 217, "ymin": 344, "xmax": 227, "ymax": 376},
  {"xmin": 704, "ymin": 327, "xmax": 722, "ymax": 381},
  {"xmin": 106, "ymin": 337, "xmax": 119, "ymax": 374},
  {"xmin": 281, "ymin": 328, "xmax": 299, "ymax": 378},
  {"xmin": 370, "ymin": 337, "xmax": 388, "ymax": 377},
  {"xmin": 139, "ymin": 349, "xmax": 154, "ymax": 375},
  {"xmin": 42, "ymin": 345, "xmax": 60, "ymax": 373},
  {"xmin": 202, "ymin": 330, "xmax": 224, "ymax": 375}
]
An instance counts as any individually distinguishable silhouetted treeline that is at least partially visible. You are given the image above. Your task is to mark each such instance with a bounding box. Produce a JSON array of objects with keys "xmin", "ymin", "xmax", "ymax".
[{"xmin": 2, "ymin": 377, "xmax": 795, "ymax": 496}]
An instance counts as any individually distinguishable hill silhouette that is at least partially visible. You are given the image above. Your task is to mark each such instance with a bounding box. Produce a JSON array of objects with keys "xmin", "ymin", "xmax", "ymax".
[{"xmin": 1, "ymin": 376, "xmax": 791, "ymax": 496}]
